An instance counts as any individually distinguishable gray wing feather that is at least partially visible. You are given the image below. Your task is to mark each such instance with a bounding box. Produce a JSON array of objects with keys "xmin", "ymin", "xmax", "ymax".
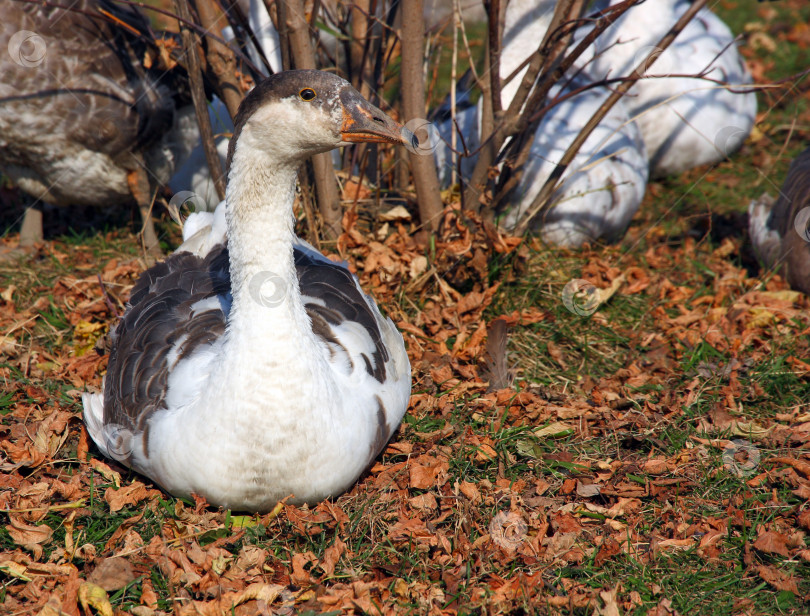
[
  {"xmin": 103, "ymin": 247, "xmax": 230, "ymax": 432},
  {"xmin": 295, "ymin": 249, "xmax": 390, "ymax": 383},
  {"xmin": 104, "ymin": 245, "xmax": 394, "ymax": 439}
]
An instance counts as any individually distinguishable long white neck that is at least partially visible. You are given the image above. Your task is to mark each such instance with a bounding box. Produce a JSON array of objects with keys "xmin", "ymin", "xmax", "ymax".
[
  {"xmin": 216, "ymin": 138, "xmax": 324, "ymax": 387},
  {"xmin": 225, "ymin": 144, "xmax": 299, "ymax": 304}
]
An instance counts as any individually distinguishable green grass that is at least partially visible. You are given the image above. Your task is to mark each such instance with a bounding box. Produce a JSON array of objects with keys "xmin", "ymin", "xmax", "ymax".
[{"xmin": 1, "ymin": 2, "xmax": 809, "ymax": 615}]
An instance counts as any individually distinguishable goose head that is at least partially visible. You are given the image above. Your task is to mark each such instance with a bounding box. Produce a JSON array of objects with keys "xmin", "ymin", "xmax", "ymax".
[{"xmin": 226, "ymin": 70, "xmax": 411, "ymax": 172}]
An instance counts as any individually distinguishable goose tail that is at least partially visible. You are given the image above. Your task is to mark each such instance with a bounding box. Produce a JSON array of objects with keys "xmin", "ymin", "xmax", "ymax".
[{"xmin": 81, "ymin": 391, "xmax": 106, "ymax": 455}]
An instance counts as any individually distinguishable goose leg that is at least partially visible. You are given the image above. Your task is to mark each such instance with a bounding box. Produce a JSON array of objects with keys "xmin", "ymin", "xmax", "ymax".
[
  {"xmin": 127, "ymin": 169, "xmax": 161, "ymax": 257},
  {"xmin": 19, "ymin": 206, "xmax": 43, "ymax": 247},
  {"xmin": 0, "ymin": 205, "xmax": 43, "ymax": 260}
]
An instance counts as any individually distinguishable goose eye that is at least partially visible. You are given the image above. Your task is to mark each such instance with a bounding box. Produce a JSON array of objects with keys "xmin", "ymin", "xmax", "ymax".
[{"xmin": 299, "ymin": 88, "xmax": 317, "ymax": 101}]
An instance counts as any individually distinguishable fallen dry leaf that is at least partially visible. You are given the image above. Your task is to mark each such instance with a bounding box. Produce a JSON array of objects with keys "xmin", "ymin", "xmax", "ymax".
[
  {"xmin": 753, "ymin": 531, "xmax": 791, "ymax": 557},
  {"xmin": 86, "ymin": 557, "xmax": 137, "ymax": 592},
  {"xmin": 5, "ymin": 515, "xmax": 53, "ymax": 560},
  {"xmin": 756, "ymin": 565, "xmax": 800, "ymax": 593},
  {"xmin": 77, "ymin": 582, "xmax": 114, "ymax": 616},
  {"xmin": 104, "ymin": 481, "xmax": 160, "ymax": 512}
]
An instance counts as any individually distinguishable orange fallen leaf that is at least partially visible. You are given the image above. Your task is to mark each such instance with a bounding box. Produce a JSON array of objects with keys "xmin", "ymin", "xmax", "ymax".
[
  {"xmin": 408, "ymin": 455, "xmax": 449, "ymax": 490},
  {"xmin": 104, "ymin": 481, "xmax": 160, "ymax": 512},
  {"xmin": 753, "ymin": 530, "xmax": 791, "ymax": 557},
  {"xmin": 319, "ymin": 537, "xmax": 346, "ymax": 577},
  {"xmin": 87, "ymin": 557, "xmax": 136, "ymax": 592},
  {"xmin": 290, "ymin": 551, "xmax": 317, "ymax": 586},
  {"xmin": 456, "ymin": 480, "xmax": 481, "ymax": 503},
  {"xmin": 756, "ymin": 565, "xmax": 799, "ymax": 593},
  {"xmin": 5, "ymin": 514, "xmax": 52, "ymax": 559},
  {"xmin": 643, "ymin": 459, "xmax": 669, "ymax": 475},
  {"xmin": 769, "ymin": 456, "xmax": 810, "ymax": 478}
]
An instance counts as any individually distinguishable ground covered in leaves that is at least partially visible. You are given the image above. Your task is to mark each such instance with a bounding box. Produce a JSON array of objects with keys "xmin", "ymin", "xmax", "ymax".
[{"xmin": 2, "ymin": 1, "xmax": 810, "ymax": 615}]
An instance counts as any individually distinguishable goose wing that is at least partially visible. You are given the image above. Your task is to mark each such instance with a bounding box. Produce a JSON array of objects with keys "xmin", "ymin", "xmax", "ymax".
[
  {"xmin": 88, "ymin": 247, "xmax": 231, "ymax": 464},
  {"xmin": 294, "ymin": 244, "xmax": 411, "ymax": 461},
  {"xmin": 87, "ymin": 236, "xmax": 409, "ymax": 465}
]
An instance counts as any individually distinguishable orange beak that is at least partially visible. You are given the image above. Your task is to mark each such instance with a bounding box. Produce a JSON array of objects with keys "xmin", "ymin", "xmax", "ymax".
[{"xmin": 339, "ymin": 89, "xmax": 412, "ymax": 146}]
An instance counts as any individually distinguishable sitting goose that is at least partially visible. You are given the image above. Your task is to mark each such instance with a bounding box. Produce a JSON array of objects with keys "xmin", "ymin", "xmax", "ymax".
[
  {"xmin": 0, "ymin": 0, "xmax": 197, "ymax": 253},
  {"xmin": 434, "ymin": 0, "xmax": 756, "ymax": 244},
  {"xmin": 83, "ymin": 71, "xmax": 412, "ymax": 512},
  {"xmin": 433, "ymin": 0, "xmax": 649, "ymax": 247},
  {"xmin": 433, "ymin": 82, "xmax": 648, "ymax": 247},
  {"xmin": 748, "ymin": 147, "xmax": 810, "ymax": 295},
  {"xmin": 575, "ymin": 0, "xmax": 757, "ymax": 177}
]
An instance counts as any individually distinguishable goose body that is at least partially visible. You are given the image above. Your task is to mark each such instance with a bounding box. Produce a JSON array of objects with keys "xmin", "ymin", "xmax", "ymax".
[
  {"xmin": 433, "ymin": 0, "xmax": 756, "ymax": 243},
  {"xmin": 433, "ymin": 0, "xmax": 648, "ymax": 246},
  {"xmin": 576, "ymin": 0, "xmax": 757, "ymax": 177},
  {"xmin": 83, "ymin": 71, "xmax": 411, "ymax": 511},
  {"xmin": 0, "ymin": 0, "xmax": 196, "ymax": 250},
  {"xmin": 434, "ymin": 84, "xmax": 648, "ymax": 247},
  {"xmin": 748, "ymin": 147, "xmax": 810, "ymax": 295}
]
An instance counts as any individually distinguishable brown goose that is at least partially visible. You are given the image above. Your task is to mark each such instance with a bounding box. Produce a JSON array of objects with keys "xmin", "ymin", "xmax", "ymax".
[
  {"xmin": 0, "ymin": 0, "xmax": 197, "ymax": 253},
  {"xmin": 83, "ymin": 71, "xmax": 412, "ymax": 512},
  {"xmin": 749, "ymin": 146, "xmax": 810, "ymax": 295}
]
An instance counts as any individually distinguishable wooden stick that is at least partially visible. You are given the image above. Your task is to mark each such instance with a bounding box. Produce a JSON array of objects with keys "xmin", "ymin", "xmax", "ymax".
[
  {"xmin": 285, "ymin": 0, "xmax": 343, "ymax": 240},
  {"xmin": 191, "ymin": 0, "xmax": 244, "ymax": 120},
  {"xmin": 401, "ymin": 0, "xmax": 444, "ymax": 232},
  {"xmin": 172, "ymin": 0, "xmax": 226, "ymax": 201},
  {"xmin": 462, "ymin": 0, "xmax": 581, "ymax": 212}
]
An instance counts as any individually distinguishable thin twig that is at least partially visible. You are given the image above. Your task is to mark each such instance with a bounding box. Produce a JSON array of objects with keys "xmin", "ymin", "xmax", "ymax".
[
  {"xmin": 172, "ymin": 0, "xmax": 226, "ymax": 201},
  {"xmin": 462, "ymin": 0, "xmax": 585, "ymax": 212}
]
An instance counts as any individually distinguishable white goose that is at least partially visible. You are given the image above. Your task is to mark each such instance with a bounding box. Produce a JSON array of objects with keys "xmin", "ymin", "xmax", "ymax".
[
  {"xmin": 433, "ymin": 83, "xmax": 649, "ymax": 247},
  {"xmin": 575, "ymin": 0, "xmax": 757, "ymax": 177},
  {"xmin": 433, "ymin": 0, "xmax": 649, "ymax": 247},
  {"xmin": 434, "ymin": 0, "xmax": 756, "ymax": 245},
  {"xmin": 83, "ymin": 71, "xmax": 412, "ymax": 512}
]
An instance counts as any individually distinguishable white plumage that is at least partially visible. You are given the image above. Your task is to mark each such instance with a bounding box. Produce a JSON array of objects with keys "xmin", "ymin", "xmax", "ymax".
[
  {"xmin": 434, "ymin": 0, "xmax": 648, "ymax": 246},
  {"xmin": 83, "ymin": 71, "xmax": 411, "ymax": 512},
  {"xmin": 434, "ymin": 83, "xmax": 649, "ymax": 247},
  {"xmin": 576, "ymin": 0, "xmax": 757, "ymax": 177},
  {"xmin": 434, "ymin": 0, "xmax": 756, "ymax": 244}
]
